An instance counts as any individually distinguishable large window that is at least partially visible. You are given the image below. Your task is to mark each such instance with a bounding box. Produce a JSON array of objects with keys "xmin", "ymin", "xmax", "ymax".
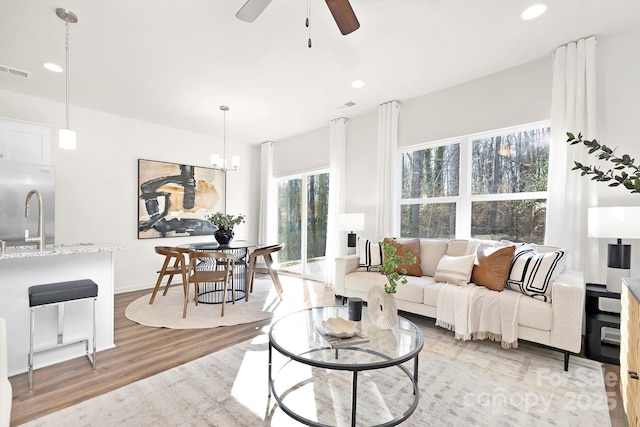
[{"xmin": 400, "ymin": 122, "xmax": 550, "ymax": 244}]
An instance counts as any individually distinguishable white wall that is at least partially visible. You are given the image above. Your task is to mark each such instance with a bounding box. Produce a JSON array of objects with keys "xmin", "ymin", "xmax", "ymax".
[
  {"xmin": 273, "ymin": 125, "xmax": 329, "ymax": 177},
  {"xmin": 0, "ymin": 89, "xmax": 260, "ymax": 292},
  {"xmin": 273, "ymin": 27, "xmax": 640, "ymax": 283}
]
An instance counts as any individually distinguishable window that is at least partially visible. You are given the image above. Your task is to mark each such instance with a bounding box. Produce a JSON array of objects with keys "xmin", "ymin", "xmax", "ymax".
[{"xmin": 400, "ymin": 122, "xmax": 550, "ymax": 244}]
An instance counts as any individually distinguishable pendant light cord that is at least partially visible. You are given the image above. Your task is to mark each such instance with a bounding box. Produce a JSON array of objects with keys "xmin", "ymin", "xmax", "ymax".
[{"xmin": 65, "ymin": 21, "xmax": 70, "ymax": 129}]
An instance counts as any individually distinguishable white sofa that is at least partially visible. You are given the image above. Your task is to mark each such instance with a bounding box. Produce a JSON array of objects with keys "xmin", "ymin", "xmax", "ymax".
[
  {"xmin": 335, "ymin": 238, "xmax": 585, "ymax": 370},
  {"xmin": 1, "ymin": 318, "xmax": 11, "ymax": 427}
]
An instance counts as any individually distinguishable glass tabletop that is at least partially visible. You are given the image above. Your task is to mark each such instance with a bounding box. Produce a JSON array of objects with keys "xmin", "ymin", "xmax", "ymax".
[
  {"xmin": 269, "ymin": 306, "xmax": 424, "ymax": 370},
  {"xmin": 177, "ymin": 241, "xmax": 256, "ymax": 250}
]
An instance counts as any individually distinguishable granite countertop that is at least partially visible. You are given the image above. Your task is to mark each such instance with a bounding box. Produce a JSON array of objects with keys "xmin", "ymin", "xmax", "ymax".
[
  {"xmin": 0, "ymin": 242, "xmax": 123, "ymax": 260},
  {"xmin": 622, "ymin": 277, "xmax": 640, "ymax": 302}
]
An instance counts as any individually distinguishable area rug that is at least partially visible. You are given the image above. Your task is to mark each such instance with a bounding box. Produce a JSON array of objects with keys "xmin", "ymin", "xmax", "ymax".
[
  {"xmin": 22, "ymin": 318, "xmax": 611, "ymax": 427},
  {"xmin": 125, "ymin": 280, "xmax": 280, "ymax": 329}
]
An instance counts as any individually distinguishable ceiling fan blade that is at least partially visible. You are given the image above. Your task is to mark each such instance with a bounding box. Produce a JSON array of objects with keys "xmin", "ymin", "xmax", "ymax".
[
  {"xmin": 325, "ymin": 0, "xmax": 360, "ymax": 35},
  {"xmin": 236, "ymin": 0, "xmax": 272, "ymax": 23}
]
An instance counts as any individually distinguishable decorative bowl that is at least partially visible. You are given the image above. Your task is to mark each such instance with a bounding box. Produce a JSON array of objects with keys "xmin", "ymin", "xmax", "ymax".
[{"xmin": 322, "ymin": 317, "xmax": 358, "ymax": 338}]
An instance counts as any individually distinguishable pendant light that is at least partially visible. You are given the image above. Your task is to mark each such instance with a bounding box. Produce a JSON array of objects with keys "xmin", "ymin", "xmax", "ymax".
[
  {"xmin": 56, "ymin": 8, "xmax": 78, "ymax": 150},
  {"xmin": 211, "ymin": 105, "xmax": 240, "ymax": 172}
]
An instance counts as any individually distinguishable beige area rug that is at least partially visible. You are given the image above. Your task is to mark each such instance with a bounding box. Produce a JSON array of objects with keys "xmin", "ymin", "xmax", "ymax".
[
  {"xmin": 125, "ymin": 279, "xmax": 281, "ymax": 329},
  {"xmin": 23, "ymin": 317, "xmax": 611, "ymax": 427}
]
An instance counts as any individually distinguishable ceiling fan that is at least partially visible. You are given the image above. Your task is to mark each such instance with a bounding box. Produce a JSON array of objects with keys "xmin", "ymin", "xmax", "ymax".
[{"xmin": 236, "ymin": 0, "xmax": 360, "ymax": 35}]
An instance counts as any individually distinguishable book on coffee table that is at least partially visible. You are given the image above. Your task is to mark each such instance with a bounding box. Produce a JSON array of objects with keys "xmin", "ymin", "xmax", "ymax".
[{"xmin": 316, "ymin": 326, "xmax": 370, "ymax": 348}]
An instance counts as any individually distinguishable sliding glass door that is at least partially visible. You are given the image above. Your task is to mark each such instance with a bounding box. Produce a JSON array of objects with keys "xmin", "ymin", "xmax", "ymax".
[{"xmin": 277, "ymin": 170, "xmax": 329, "ymax": 280}]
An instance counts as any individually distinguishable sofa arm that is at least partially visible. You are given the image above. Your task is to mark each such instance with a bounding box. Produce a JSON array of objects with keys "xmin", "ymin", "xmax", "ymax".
[
  {"xmin": 549, "ymin": 270, "xmax": 585, "ymax": 353},
  {"xmin": 334, "ymin": 255, "xmax": 360, "ymax": 296}
]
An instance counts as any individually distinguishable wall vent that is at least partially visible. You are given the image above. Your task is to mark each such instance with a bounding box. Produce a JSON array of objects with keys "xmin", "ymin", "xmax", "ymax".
[
  {"xmin": 336, "ymin": 101, "xmax": 357, "ymax": 110},
  {"xmin": 0, "ymin": 64, "xmax": 31, "ymax": 79}
]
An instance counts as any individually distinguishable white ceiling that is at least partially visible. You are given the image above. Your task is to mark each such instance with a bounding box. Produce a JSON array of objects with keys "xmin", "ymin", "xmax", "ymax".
[{"xmin": 1, "ymin": 1, "xmax": 639, "ymax": 144}]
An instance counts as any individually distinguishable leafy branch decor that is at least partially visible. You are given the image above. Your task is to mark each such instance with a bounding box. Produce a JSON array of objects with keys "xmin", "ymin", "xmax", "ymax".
[
  {"xmin": 206, "ymin": 212, "xmax": 246, "ymax": 230},
  {"xmin": 568, "ymin": 132, "xmax": 640, "ymax": 193},
  {"xmin": 379, "ymin": 238, "xmax": 417, "ymax": 294}
]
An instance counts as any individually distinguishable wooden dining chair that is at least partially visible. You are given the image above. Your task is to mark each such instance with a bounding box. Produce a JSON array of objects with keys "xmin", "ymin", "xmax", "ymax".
[
  {"xmin": 247, "ymin": 243, "xmax": 285, "ymax": 301},
  {"xmin": 149, "ymin": 246, "xmax": 191, "ymax": 318},
  {"xmin": 187, "ymin": 251, "xmax": 235, "ymax": 317}
]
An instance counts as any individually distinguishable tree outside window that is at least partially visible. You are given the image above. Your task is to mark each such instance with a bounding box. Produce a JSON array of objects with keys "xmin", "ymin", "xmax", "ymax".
[{"xmin": 400, "ymin": 123, "xmax": 550, "ymax": 244}]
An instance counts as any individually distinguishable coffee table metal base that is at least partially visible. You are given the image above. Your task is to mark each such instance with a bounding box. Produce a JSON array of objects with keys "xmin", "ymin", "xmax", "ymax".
[{"xmin": 268, "ymin": 345, "xmax": 420, "ymax": 427}]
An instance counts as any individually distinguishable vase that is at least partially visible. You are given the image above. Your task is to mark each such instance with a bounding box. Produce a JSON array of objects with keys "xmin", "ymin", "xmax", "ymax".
[
  {"xmin": 367, "ymin": 285, "xmax": 398, "ymax": 329},
  {"xmin": 214, "ymin": 229, "xmax": 234, "ymax": 245}
]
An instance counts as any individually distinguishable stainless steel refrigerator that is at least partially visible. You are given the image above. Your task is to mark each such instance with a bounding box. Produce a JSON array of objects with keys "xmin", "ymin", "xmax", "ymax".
[{"xmin": 0, "ymin": 161, "xmax": 55, "ymax": 247}]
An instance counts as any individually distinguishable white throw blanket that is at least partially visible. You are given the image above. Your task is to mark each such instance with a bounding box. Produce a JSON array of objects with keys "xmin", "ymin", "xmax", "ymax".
[{"xmin": 436, "ymin": 284, "xmax": 523, "ymax": 348}]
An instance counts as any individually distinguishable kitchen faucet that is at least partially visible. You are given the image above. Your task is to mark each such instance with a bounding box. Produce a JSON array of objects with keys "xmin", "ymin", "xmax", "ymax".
[{"xmin": 25, "ymin": 189, "xmax": 45, "ymax": 251}]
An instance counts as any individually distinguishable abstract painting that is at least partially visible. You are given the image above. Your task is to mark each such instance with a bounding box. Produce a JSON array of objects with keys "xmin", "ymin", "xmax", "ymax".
[{"xmin": 138, "ymin": 159, "xmax": 225, "ymax": 239}]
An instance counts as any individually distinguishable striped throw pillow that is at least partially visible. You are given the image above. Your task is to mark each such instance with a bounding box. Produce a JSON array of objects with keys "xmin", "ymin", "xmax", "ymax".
[
  {"xmin": 358, "ymin": 238, "xmax": 383, "ymax": 271},
  {"xmin": 434, "ymin": 254, "xmax": 476, "ymax": 285},
  {"xmin": 506, "ymin": 246, "xmax": 566, "ymax": 302}
]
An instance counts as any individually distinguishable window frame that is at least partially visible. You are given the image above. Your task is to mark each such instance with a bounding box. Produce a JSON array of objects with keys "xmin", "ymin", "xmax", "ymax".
[{"xmin": 398, "ymin": 120, "xmax": 550, "ymax": 240}]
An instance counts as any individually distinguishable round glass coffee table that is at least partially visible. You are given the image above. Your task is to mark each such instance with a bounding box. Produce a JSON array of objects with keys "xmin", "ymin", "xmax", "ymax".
[{"xmin": 268, "ymin": 306, "xmax": 424, "ymax": 427}]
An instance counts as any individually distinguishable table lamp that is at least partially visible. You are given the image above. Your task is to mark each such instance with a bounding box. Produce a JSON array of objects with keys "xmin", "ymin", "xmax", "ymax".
[
  {"xmin": 588, "ymin": 206, "xmax": 640, "ymax": 292},
  {"xmin": 339, "ymin": 213, "xmax": 365, "ymax": 247}
]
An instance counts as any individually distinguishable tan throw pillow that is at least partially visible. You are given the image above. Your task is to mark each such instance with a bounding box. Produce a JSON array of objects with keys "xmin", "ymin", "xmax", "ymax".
[
  {"xmin": 471, "ymin": 244, "xmax": 516, "ymax": 291},
  {"xmin": 382, "ymin": 238, "xmax": 423, "ymax": 277},
  {"xmin": 434, "ymin": 254, "xmax": 476, "ymax": 285}
]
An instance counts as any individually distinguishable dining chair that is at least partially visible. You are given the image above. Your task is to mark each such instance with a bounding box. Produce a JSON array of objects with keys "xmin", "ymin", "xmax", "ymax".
[
  {"xmin": 247, "ymin": 243, "xmax": 285, "ymax": 301},
  {"xmin": 187, "ymin": 251, "xmax": 235, "ymax": 317},
  {"xmin": 149, "ymin": 246, "xmax": 190, "ymax": 318}
]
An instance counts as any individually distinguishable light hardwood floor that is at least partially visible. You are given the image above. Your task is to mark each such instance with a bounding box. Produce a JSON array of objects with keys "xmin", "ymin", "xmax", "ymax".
[{"xmin": 8, "ymin": 276, "xmax": 628, "ymax": 426}]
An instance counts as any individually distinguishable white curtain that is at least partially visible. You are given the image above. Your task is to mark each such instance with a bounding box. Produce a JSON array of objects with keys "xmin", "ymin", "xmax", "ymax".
[
  {"xmin": 376, "ymin": 100, "xmax": 401, "ymax": 239},
  {"xmin": 545, "ymin": 36, "xmax": 598, "ymax": 277},
  {"xmin": 327, "ymin": 117, "xmax": 348, "ymax": 285},
  {"xmin": 258, "ymin": 141, "xmax": 276, "ymax": 246}
]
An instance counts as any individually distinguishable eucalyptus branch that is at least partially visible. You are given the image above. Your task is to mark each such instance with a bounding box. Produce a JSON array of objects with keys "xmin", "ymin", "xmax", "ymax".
[
  {"xmin": 567, "ymin": 132, "xmax": 640, "ymax": 193},
  {"xmin": 379, "ymin": 239, "xmax": 417, "ymax": 294}
]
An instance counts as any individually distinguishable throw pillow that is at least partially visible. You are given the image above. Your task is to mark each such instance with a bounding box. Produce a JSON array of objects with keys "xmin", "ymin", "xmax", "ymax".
[
  {"xmin": 434, "ymin": 254, "xmax": 476, "ymax": 285},
  {"xmin": 471, "ymin": 244, "xmax": 516, "ymax": 291},
  {"xmin": 506, "ymin": 247, "xmax": 566, "ymax": 302},
  {"xmin": 382, "ymin": 238, "xmax": 423, "ymax": 277},
  {"xmin": 358, "ymin": 238, "xmax": 383, "ymax": 271}
]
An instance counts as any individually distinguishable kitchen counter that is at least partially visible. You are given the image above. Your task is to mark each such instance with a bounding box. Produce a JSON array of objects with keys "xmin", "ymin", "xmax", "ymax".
[
  {"xmin": 0, "ymin": 242, "xmax": 122, "ymax": 260},
  {"xmin": 0, "ymin": 242, "xmax": 122, "ymax": 376}
]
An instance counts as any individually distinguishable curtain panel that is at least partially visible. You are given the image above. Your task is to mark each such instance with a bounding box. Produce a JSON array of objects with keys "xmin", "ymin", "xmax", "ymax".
[
  {"xmin": 327, "ymin": 117, "xmax": 348, "ymax": 284},
  {"xmin": 258, "ymin": 141, "xmax": 276, "ymax": 246},
  {"xmin": 376, "ymin": 100, "xmax": 401, "ymax": 239},
  {"xmin": 545, "ymin": 36, "xmax": 598, "ymax": 278}
]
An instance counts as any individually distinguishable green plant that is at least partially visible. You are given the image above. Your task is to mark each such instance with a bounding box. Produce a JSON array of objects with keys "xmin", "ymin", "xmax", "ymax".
[
  {"xmin": 568, "ymin": 132, "xmax": 640, "ymax": 193},
  {"xmin": 379, "ymin": 239, "xmax": 417, "ymax": 294},
  {"xmin": 206, "ymin": 212, "xmax": 246, "ymax": 230}
]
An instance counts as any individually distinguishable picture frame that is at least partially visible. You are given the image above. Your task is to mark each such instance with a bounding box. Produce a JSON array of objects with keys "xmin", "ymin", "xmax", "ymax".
[{"xmin": 137, "ymin": 159, "xmax": 225, "ymax": 239}]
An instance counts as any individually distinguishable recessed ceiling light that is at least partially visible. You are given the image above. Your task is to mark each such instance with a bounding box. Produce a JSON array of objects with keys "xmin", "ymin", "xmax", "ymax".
[
  {"xmin": 521, "ymin": 4, "xmax": 547, "ymax": 20},
  {"xmin": 43, "ymin": 62, "xmax": 63, "ymax": 73},
  {"xmin": 351, "ymin": 79, "xmax": 365, "ymax": 88}
]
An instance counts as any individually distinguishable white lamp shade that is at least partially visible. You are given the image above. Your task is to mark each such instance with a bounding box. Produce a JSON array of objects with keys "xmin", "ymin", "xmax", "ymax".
[
  {"xmin": 339, "ymin": 213, "xmax": 365, "ymax": 231},
  {"xmin": 588, "ymin": 207, "xmax": 640, "ymax": 239},
  {"xmin": 59, "ymin": 128, "xmax": 76, "ymax": 150},
  {"xmin": 231, "ymin": 155, "xmax": 240, "ymax": 168},
  {"xmin": 211, "ymin": 154, "xmax": 222, "ymax": 168}
]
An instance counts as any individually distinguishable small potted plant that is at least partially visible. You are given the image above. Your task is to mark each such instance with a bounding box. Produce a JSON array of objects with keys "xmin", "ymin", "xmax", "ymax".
[
  {"xmin": 206, "ymin": 212, "xmax": 246, "ymax": 245},
  {"xmin": 368, "ymin": 238, "xmax": 417, "ymax": 329}
]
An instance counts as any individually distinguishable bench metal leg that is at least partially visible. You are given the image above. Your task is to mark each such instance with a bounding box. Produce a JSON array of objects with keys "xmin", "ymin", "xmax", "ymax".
[{"xmin": 28, "ymin": 297, "xmax": 97, "ymax": 390}]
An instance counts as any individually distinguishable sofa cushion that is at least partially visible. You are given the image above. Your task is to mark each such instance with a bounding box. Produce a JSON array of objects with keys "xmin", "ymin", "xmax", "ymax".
[
  {"xmin": 471, "ymin": 244, "xmax": 516, "ymax": 291},
  {"xmin": 422, "ymin": 281, "xmax": 445, "ymax": 307},
  {"xmin": 383, "ymin": 238, "xmax": 422, "ymax": 277},
  {"xmin": 358, "ymin": 238, "xmax": 383, "ymax": 271},
  {"xmin": 507, "ymin": 246, "xmax": 566, "ymax": 303},
  {"xmin": 434, "ymin": 254, "xmax": 475, "ymax": 285},
  {"xmin": 518, "ymin": 292, "xmax": 553, "ymax": 331},
  {"xmin": 344, "ymin": 271, "xmax": 427, "ymax": 304},
  {"xmin": 419, "ymin": 239, "xmax": 449, "ymax": 277},
  {"xmin": 446, "ymin": 239, "xmax": 471, "ymax": 256}
]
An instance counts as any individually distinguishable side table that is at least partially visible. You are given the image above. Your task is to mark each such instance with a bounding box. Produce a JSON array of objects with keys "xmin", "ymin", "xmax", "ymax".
[{"xmin": 585, "ymin": 283, "xmax": 621, "ymax": 365}]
